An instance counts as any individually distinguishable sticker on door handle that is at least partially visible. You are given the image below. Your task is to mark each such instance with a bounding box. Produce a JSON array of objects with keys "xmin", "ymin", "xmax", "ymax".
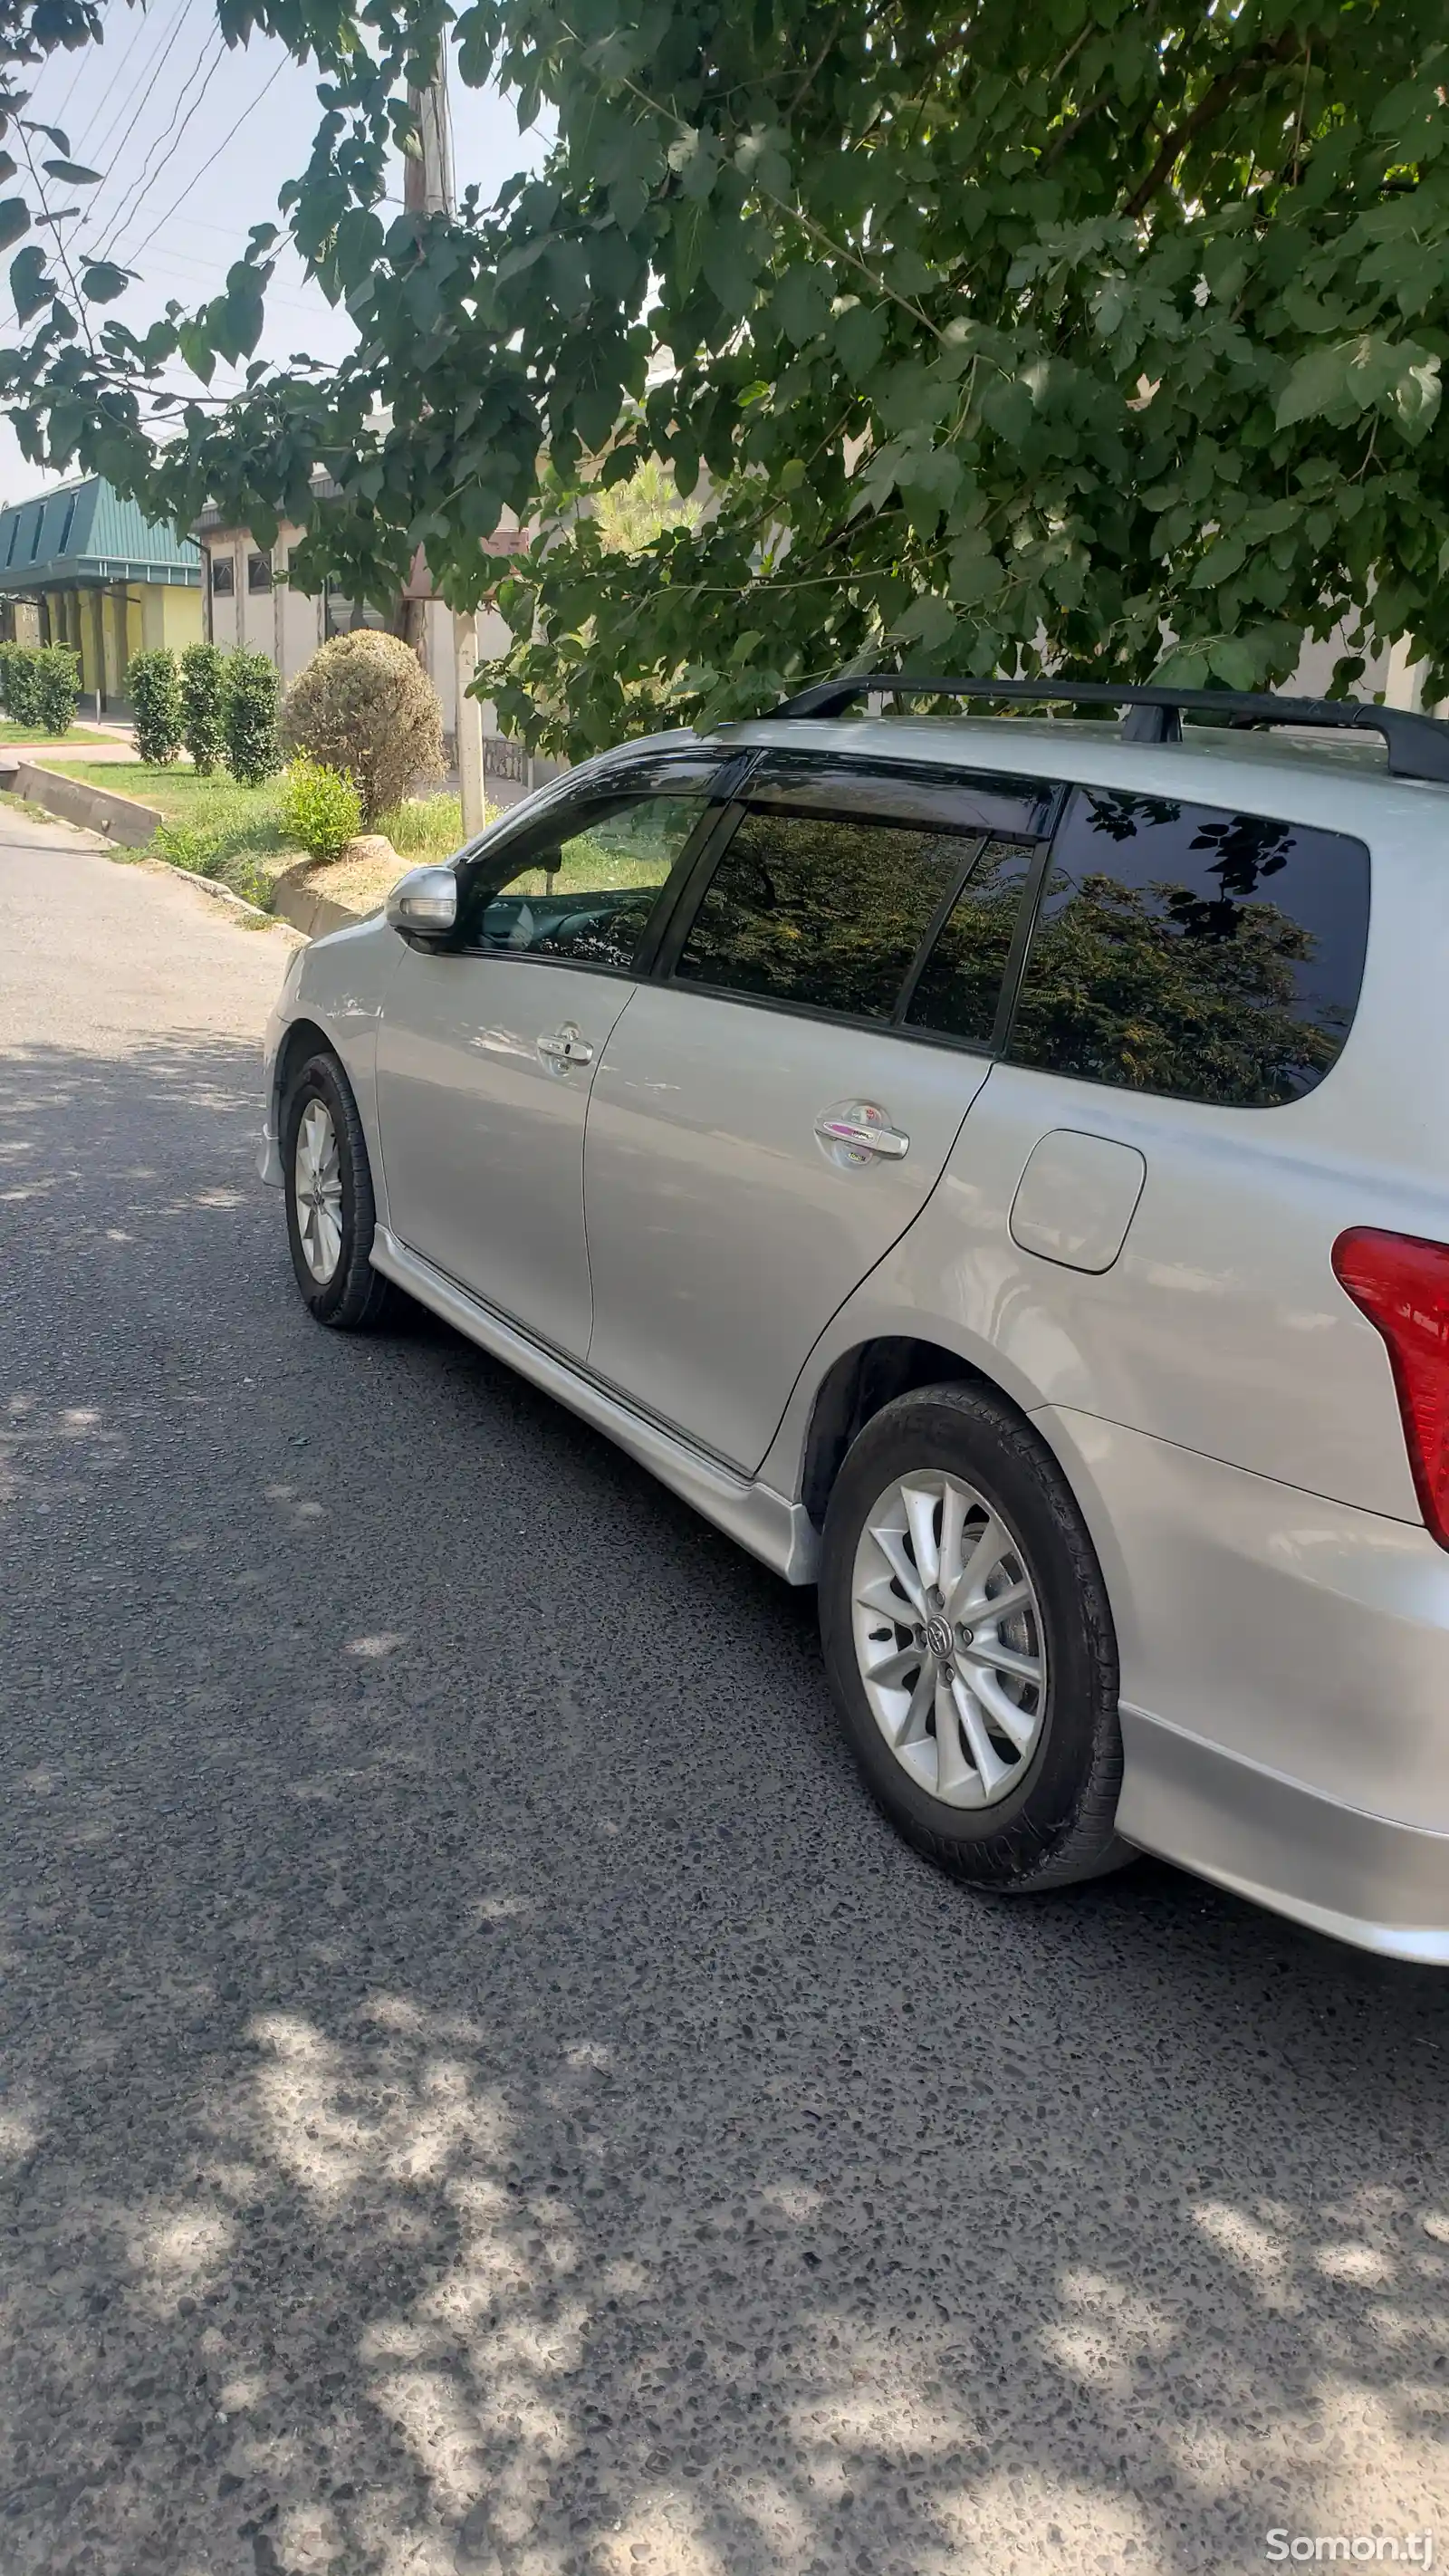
[{"xmin": 815, "ymin": 1102, "xmax": 911, "ymax": 1168}]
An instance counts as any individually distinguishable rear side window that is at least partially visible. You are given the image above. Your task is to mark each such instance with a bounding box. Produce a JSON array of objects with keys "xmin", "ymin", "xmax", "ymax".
[
  {"xmin": 1009, "ymin": 788, "xmax": 1370, "ymax": 1107},
  {"xmin": 903, "ymin": 841, "xmax": 1039, "ymax": 1050},
  {"xmin": 675, "ymin": 807, "xmax": 984, "ymax": 1022}
]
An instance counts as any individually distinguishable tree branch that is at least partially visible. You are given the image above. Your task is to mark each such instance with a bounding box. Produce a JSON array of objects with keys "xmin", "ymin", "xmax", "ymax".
[{"xmin": 1121, "ymin": 32, "xmax": 1299, "ymax": 221}]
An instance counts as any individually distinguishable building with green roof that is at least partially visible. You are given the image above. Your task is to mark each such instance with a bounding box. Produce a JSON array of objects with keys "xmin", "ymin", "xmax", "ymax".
[{"xmin": 0, "ymin": 476, "xmax": 202, "ymax": 709}]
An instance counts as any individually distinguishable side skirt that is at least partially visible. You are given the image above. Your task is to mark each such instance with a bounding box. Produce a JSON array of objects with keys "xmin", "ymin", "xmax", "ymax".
[{"xmin": 369, "ymin": 1226, "xmax": 821, "ymax": 1586}]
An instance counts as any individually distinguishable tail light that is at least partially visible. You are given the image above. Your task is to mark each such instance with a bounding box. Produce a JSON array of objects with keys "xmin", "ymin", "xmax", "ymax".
[{"xmin": 1332, "ymin": 1227, "xmax": 1449, "ymax": 1551}]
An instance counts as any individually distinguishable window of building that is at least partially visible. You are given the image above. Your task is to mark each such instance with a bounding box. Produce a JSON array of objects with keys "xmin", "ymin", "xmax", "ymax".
[
  {"xmin": 1008, "ymin": 787, "xmax": 1371, "ymax": 1108},
  {"xmin": 210, "ymin": 554, "xmax": 235, "ymax": 596},
  {"xmin": 674, "ymin": 805, "xmax": 987, "ymax": 1024},
  {"xmin": 247, "ymin": 551, "xmax": 273, "ymax": 592}
]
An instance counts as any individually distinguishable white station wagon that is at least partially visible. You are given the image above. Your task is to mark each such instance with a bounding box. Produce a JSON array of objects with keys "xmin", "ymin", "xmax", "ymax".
[{"xmin": 260, "ymin": 676, "xmax": 1449, "ymax": 1964}]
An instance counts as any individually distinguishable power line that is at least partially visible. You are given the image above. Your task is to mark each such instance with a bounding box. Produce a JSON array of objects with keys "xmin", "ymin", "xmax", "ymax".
[
  {"xmin": 123, "ymin": 51, "xmax": 288, "ymax": 264},
  {"xmin": 95, "ymin": 27, "xmax": 226, "ymax": 261},
  {"xmin": 78, "ymin": 0, "xmax": 195, "ymax": 187}
]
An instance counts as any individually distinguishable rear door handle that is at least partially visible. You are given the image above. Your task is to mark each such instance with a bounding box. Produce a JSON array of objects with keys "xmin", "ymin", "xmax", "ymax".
[
  {"xmin": 815, "ymin": 1109, "xmax": 910, "ymax": 1162},
  {"xmin": 537, "ymin": 1024, "xmax": 594, "ymax": 1070}
]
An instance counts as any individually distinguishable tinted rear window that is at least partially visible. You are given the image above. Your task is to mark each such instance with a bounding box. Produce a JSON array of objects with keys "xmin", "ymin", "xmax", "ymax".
[
  {"xmin": 675, "ymin": 807, "xmax": 986, "ymax": 1021},
  {"xmin": 1009, "ymin": 789, "xmax": 1370, "ymax": 1107}
]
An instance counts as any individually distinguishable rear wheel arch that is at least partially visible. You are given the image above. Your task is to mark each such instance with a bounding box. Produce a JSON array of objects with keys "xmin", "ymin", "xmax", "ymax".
[{"xmin": 801, "ymin": 1335, "xmax": 1089, "ymax": 1536}]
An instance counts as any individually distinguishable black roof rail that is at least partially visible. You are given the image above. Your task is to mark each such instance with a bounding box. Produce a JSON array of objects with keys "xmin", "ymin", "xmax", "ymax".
[{"xmin": 764, "ymin": 673, "xmax": 1449, "ymax": 787}]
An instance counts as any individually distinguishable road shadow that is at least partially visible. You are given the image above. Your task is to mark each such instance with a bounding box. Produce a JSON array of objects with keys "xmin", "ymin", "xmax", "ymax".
[{"xmin": 2, "ymin": 1033, "xmax": 1447, "ymax": 2576}]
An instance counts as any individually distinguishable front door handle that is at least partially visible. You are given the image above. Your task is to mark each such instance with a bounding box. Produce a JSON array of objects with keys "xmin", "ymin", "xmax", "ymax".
[
  {"xmin": 815, "ymin": 1106, "xmax": 910, "ymax": 1163},
  {"xmin": 537, "ymin": 1023, "xmax": 594, "ymax": 1071}
]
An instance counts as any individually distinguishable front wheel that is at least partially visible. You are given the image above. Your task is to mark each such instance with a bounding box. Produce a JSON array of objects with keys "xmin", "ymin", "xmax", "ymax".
[
  {"xmin": 819, "ymin": 1382, "xmax": 1130, "ymax": 1891},
  {"xmin": 282, "ymin": 1050, "xmax": 395, "ymax": 1331}
]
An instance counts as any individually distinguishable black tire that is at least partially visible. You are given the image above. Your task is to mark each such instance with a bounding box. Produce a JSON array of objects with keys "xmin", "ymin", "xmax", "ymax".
[
  {"xmin": 819, "ymin": 1380, "xmax": 1131, "ymax": 1891},
  {"xmin": 282, "ymin": 1049, "xmax": 396, "ymax": 1331}
]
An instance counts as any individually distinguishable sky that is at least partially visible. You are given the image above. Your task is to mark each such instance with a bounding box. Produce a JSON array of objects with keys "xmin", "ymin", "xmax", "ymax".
[{"xmin": 1, "ymin": 0, "xmax": 550, "ymax": 500}]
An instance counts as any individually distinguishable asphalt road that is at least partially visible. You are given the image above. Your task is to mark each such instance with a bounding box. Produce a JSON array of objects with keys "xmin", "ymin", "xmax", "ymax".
[{"xmin": 4, "ymin": 811, "xmax": 1448, "ymax": 2576}]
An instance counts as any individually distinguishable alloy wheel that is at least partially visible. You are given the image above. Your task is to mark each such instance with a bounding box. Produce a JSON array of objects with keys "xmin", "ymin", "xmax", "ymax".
[
  {"xmin": 293, "ymin": 1097, "xmax": 343, "ymax": 1284},
  {"xmin": 850, "ymin": 1470, "xmax": 1049, "ymax": 1809}
]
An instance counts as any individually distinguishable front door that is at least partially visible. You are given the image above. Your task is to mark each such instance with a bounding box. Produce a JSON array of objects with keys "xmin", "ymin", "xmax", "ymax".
[
  {"xmin": 375, "ymin": 762, "xmax": 724, "ymax": 1359},
  {"xmin": 582, "ymin": 754, "xmax": 1053, "ymax": 1466}
]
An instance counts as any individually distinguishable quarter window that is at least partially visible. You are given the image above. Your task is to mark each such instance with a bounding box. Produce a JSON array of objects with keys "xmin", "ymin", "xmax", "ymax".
[
  {"xmin": 1010, "ymin": 788, "xmax": 1371, "ymax": 1106},
  {"xmin": 675, "ymin": 808, "xmax": 989, "ymax": 1023},
  {"xmin": 459, "ymin": 792, "xmax": 709, "ymax": 972}
]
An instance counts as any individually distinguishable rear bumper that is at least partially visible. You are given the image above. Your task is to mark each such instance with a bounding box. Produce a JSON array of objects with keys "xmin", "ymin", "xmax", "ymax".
[
  {"xmin": 1118, "ymin": 1712, "xmax": 1449, "ymax": 1964},
  {"xmin": 1040, "ymin": 1406, "xmax": 1449, "ymax": 1963}
]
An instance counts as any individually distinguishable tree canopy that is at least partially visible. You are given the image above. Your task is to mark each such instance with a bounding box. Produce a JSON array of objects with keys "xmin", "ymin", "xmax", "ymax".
[{"xmin": 2, "ymin": 0, "xmax": 1447, "ymax": 755}]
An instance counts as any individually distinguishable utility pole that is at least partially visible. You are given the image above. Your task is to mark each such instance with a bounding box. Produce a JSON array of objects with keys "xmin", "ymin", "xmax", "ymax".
[{"xmin": 405, "ymin": 51, "xmax": 487, "ymax": 835}]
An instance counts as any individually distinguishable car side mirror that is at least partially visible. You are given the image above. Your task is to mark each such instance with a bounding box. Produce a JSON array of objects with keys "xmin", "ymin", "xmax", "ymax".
[{"xmin": 386, "ymin": 865, "xmax": 458, "ymax": 942}]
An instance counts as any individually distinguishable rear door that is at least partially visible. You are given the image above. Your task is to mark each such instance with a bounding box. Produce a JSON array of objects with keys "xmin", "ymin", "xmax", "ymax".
[{"xmin": 581, "ymin": 753, "xmax": 1057, "ymax": 1468}]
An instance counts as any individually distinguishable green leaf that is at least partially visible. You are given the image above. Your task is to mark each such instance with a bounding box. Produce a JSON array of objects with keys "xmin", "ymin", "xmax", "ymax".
[
  {"xmin": 0, "ymin": 153, "xmax": 15, "ymax": 183},
  {"xmin": 10, "ymin": 243, "xmax": 53, "ymax": 321},
  {"xmin": 771, "ymin": 263, "xmax": 830, "ymax": 347},
  {"xmin": 42, "ymin": 159, "xmax": 101, "ymax": 184},
  {"xmin": 700, "ymin": 215, "xmax": 762, "ymax": 318},
  {"xmin": 1205, "ymin": 635, "xmax": 1259, "ymax": 690},
  {"xmin": 81, "ymin": 261, "xmax": 130, "ymax": 303},
  {"xmin": 832, "ymin": 301, "xmax": 886, "ymax": 376},
  {"xmin": 0, "ymin": 197, "xmax": 29, "ymax": 255},
  {"xmin": 1274, "ymin": 346, "xmax": 1349, "ymax": 429}
]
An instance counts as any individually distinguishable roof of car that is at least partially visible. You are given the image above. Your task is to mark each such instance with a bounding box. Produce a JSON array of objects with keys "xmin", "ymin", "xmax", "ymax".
[{"xmin": 701, "ymin": 711, "xmax": 1449, "ymax": 842}]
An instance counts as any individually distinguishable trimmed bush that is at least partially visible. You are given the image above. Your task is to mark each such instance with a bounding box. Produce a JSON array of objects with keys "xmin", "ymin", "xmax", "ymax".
[
  {"xmin": 1, "ymin": 643, "xmax": 45, "ymax": 729},
  {"xmin": 278, "ymin": 756, "xmax": 363, "ymax": 861},
  {"xmin": 280, "ymin": 629, "xmax": 443, "ymax": 826},
  {"xmin": 179, "ymin": 642, "xmax": 226, "ymax": 774},
  {"xmin": 223, "ymin": 649, "xmax": 280, "ymax": 786},
  {"xmin": 34, "ymin": 645, "xmax": 81, "ymax": 736},
  {"xmin": 129, "ymin": 649, "xmax": 183, "ymax": 763}
]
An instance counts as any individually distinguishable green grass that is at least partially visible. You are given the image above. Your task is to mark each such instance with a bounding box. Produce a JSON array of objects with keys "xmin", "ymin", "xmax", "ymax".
[
  {"xmin": 45, "ymin": 758, "xmax": 291, "ymax": 907},
  {"xmin": 43, "ymin": 762, "xmax": 479, "ymax": 914},
  {"xmin": 0, "ymin": 720, "xmax": 111, "ymax": 746},
  {"xmin": 379, "ymin": 792, "xmax": 466, "ymax": 860}
]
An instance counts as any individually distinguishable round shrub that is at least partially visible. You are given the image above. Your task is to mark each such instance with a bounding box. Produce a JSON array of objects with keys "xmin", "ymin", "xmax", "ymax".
[
  {"xmin": 278, "ymin": 756, "xmax": 363, "ymax": 862},
  {"xmin": 280, "ymin": 630, "xmax": 443, "ymax": 826},
  {"xmin": 128, "ymin": 649, "xmax": 183, "ymax": 763},
  {"xmin": 1, "ymin": 643, "xmax": 45, "ymax": 729},
  {"xmin": 34, "ymin": 644, "xmax": 80, "ymax": 736},
  {"xmin": 224, "ymin": 648, "xmax": 280, "ymax": 786},
  {"xmin": 179, "ymin": 642, "xmax": 226, "ymax": 774}
]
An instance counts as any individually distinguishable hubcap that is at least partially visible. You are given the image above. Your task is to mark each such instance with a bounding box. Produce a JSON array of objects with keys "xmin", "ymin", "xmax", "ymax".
[
  {"xmin": 293, "ymin": 1098, "xmax": 343, "ymax": 1284},
  {"xmin": 850, "ymin": 1470, "xmax": 1048, "ymax": 1810}
]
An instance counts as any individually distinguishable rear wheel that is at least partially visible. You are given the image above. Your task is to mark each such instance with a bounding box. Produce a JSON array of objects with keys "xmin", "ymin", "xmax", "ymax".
[
  {"xmin": 819, "ymin": 1381, "xmax": 1130, "ymax": 1890},
  {"xmin": 282, "ymin": 1050, "xmax": 394, "ymax": 1331}
]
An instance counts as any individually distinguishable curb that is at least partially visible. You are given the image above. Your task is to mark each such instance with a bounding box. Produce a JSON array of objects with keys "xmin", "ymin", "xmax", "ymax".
[{"xmin": 8, "ymin": 758, "xmax": 163, "ymax": 846}]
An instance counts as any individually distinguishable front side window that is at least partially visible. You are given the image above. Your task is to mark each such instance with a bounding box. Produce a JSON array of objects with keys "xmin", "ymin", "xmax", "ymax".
[
  {"xmin": 675, "ymin": 807, "xmax": 989, "ymax": 1022},
  {"xmin": 1010, "ymin": 788, "xmax": 1371, "ymax": 1107},
  {"xmin": 247, "ymin": 550, "xmax": 273, "ymax": 592},
  {"xmin": 458, "ymin": 790, "xmax": 711, "ymax": 973},
  {"xmin": 210, "ymin": 554, "xmax": 235, "ymax": 596}
]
